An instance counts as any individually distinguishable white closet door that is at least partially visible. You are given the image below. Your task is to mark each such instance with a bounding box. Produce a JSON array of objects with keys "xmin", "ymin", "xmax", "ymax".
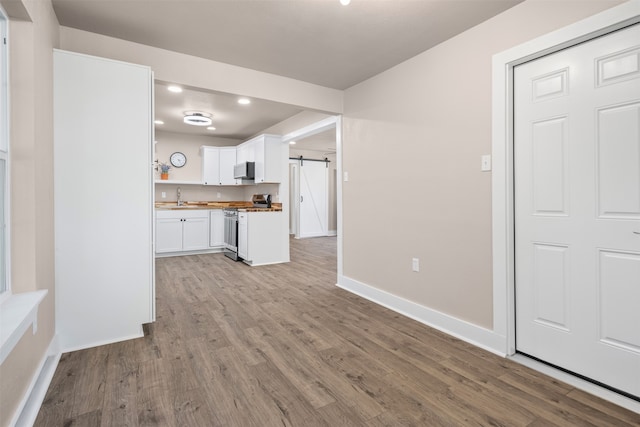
[
  {"xmin": 514, "ymin": 25, "xmax": 640, "ymax": 397},
  {"xmin": 299, "ymin": 161, "xmax": 328, "ymax": 238},
  {"xmin": 54, "ymin": 50, "xmax": 154, "ymax": 351}
]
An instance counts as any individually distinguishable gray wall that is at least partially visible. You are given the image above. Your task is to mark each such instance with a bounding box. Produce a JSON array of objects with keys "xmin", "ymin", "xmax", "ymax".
[{"xmin": 342, "ymin": 0, "xmax": 624, "ymax": 328}]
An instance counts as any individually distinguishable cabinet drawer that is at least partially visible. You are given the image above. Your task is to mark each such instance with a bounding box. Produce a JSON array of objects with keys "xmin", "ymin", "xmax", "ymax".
[{"xmin": 156, "ymin": 209, "xmax": 209, "ymax": 219}]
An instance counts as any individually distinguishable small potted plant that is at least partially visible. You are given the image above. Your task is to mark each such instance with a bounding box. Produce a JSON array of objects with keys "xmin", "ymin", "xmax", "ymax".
[{"xmin": 159, "ymin": 162, "xmax": 171, "ymax": 180}]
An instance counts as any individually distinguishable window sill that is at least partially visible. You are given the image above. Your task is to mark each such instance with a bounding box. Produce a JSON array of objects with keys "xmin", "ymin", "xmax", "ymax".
[{"xmin": 0, "ymin": 290, "xmax": 48, "ymax": 365}]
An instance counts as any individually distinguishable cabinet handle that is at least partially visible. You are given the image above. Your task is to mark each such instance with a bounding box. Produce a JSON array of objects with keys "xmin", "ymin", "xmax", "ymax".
[{"xmin": 634, "ymin": 231, "xmax": 640, "ymax": 235}]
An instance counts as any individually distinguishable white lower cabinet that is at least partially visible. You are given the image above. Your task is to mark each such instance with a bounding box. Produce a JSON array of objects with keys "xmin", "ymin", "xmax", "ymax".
[
  {"xmin": 209, "ymin": 210, "xmax": 225, "ymax": 247},
  {"xmin": 156, "ymin": 210, "xmax": 210, "ymax": 253},
  {"xmin": 238, "ymin": 211, "xmax": 287, "ymax": 265},
  {"xmin": 182, "ymin": 216, "xmax": 209, "ymax": 251},
  {"xmin": 238, "ymin": 211, "xmax": 248, "ymax": 260},
  {"xmin": 155, "ymin": 217, "xmax": 183, "ymax": 253}
]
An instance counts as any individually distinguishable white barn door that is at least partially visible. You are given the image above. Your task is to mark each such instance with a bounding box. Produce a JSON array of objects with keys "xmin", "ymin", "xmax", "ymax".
[
  {"xmin": 299, "ymin": 160, "xmax": 328, "ymax": 238},
  {"xmin": 514, "ymin": 24, "xmax": 640, "ymax": 398}
]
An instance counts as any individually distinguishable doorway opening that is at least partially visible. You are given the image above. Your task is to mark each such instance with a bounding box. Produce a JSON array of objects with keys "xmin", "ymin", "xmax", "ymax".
[{"xmin": 282, "ymin": 116, "xmax": 342, "ymax": 276}]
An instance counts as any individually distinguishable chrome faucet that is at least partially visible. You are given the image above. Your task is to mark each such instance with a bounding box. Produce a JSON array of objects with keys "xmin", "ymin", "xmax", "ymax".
[{"xmin": 177, "ymin": 187, "xmax": 184, "ymax": 206}]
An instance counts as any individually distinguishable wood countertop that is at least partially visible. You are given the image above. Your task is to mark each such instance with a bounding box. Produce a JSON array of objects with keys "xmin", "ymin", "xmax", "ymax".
[{"xmin": 155, "ymin": 201, "xmax": 282, "ymax": 212}]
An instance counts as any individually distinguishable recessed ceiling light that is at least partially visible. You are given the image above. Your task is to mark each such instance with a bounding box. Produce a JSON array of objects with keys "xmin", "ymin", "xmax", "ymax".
[
  {"xmin": 289, "ymin": 141, "xmax": 297, "ymax": 145},
  {"xmin": 167, "ymin": 85, "xmax": 183, "ymax": 93},
  {"xmin": 238, "ymin": 98, "xmax": 251, "ymax": 105},
  {"xmin": 183, "ymin": 111, "xmax": 213, "ymax": 126},
  {"xmin": 154, "ymin": 120, "xmax": 164, "ymax": 125},
  {"xmin": 340, "ymin": 0, "xmax": 351, "ymax": 5},
  {"xmin": 207, "ymin": 126, "xmax": 216, "ymax": 131}
]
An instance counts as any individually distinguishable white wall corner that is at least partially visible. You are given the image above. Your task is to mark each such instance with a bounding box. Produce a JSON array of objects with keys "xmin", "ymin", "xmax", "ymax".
[{"xmin": 337, "ymin": 275, "xmax": 507, "ymax": 357}]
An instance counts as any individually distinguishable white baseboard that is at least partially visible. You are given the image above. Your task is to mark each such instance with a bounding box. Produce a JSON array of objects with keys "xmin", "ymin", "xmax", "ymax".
[
  {"xmin": 327, "ymin": 230, "xmax": 337, "ymax": 236},
  {"xmin": 60, "ymin": 328, "xmax": 144, "ymax": 354},
  {"xmin": 11, "ymin": 334, "xmax": 61, "ymax": 427},
  {"xmin": 337, "ymin": 275, "xmax": 506, "ymax": 356},
  {"xmin": 155, "ymin": 247, "xmax": 224, "ymax": 258}
]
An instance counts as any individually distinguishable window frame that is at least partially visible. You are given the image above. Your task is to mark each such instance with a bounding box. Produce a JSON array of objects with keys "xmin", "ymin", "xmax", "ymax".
[{"xmin": 0, "ymin": 4, "xmax": 10, "ymax": 303}]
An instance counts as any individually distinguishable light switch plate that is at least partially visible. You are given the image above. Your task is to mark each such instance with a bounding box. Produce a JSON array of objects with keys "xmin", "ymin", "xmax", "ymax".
[
  {"xmin": 343, "ymin": 171, "xmax": 349, "ymax": 182},
  {"xmin": 481, "ymin": 155, "xmax": 492, "ymax": 171}
]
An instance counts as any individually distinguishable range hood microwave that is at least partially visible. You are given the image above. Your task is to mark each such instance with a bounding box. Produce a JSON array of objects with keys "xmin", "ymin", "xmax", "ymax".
[{"xmin": 233, "ymin": 161, "xmax": 255, "ymax": 180}]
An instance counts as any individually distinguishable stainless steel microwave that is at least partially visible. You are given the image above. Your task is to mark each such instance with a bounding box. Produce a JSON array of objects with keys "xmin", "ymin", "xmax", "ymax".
[{"xmin": 233, "ymin": 161, "xmax": 255, "ymax": 179}]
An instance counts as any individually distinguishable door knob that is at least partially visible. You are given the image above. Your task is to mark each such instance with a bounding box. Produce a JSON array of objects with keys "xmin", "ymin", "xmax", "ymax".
[{"xmin": 634, "ymin": 231, "xmax": 640, "ymax": 235}]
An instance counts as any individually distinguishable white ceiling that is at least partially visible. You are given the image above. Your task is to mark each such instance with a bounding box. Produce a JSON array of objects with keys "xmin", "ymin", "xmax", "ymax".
[
  {"xmin": 154, "ymin": 82, "xmax": 303, "ymax": 139},
  {"xmin": 51, "ymin": 0, "xmax": 522, "ymax": 90},
  {"xmin": 154, "ymin": 82, "xmax": 335, "ymax": 150},
  {"xmin": 52, "ymin": 0, "xmax": 523, "ymax": 143}
]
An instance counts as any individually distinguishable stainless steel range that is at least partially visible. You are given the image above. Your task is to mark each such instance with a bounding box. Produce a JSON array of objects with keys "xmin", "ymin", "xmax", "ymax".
[{"xmin": 223, "ymin": 208, "xmax": 239, "ymax": 260}]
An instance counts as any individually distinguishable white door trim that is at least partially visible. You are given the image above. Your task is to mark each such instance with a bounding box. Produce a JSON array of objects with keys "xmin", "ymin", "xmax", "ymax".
[
  {"xmin": 288, "ymin": 161, "xmax": 300, "ymax": 237},
  {"xmin": 491, "ymin": 1, "xmax": 640, "ymax": 356}
]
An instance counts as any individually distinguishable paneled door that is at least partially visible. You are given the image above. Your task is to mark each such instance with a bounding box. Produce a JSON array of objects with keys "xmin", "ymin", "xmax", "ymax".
[
  {"xmin": 514, "ymin": 24, "xmax": 640, "ymax": 397},
  {"xmin": 299, "ymin": 160, "xmax": 328, "ymax": 238}
]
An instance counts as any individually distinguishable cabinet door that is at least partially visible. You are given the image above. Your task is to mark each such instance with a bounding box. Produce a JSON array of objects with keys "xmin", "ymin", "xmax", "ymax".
[
  {"xmin": 238, "ymin": 212, "xmax": 249, "ymax": 260},
  {"xmin": 236, "ymin": 143, "xmax": 248, "ymax": 164},
  {"xmin": 219, "ymin": 147, "xmax": 238, "ymax": 185},
  {"xmin": 202, "ymin": 147, "xmax": 220, "ymax": 185},
  {"xmin": 253, "ymin": 138, "xmax": 266, "ymax": 183},
  {"xmin": 182, "ymin": 216, "xmax": 210, "ymax": 250},
  {"xmin": 156, "ymin": 218, "xmax": 183, "ymax": 253},
  {"xmin": 209, "ymin": 210, "xmax": 225, "ymax": 247},
  {"xmin": 251, "ymin": 135, "xmax": 283, "ymax": 183}
]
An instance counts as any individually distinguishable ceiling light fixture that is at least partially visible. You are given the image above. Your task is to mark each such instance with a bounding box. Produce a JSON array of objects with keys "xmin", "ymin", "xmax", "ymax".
[
  {"xmin": 340, "ymin": 0, "xmax": 351, "ymax": 5},
  {"xmin": 154, "ymin": 120, "xmax": 164, "ymax": 125},
  {"xmin": 238, "ymin": 98, "xmax": 251, "ymax": 105},
  {"xmin": 207, "ymin": 126, "xmax": 216, "ymax": 131},
  {"xmin": 167, "ymin": 85, "xmax": 183, "ymax": 93},
  {"xmin": 289, "ymin": 141, "xmax": 297, "ymax": 145},
  {"xmin": 183, "ymin": 111, "xmax": 213, "ymax": 126}
]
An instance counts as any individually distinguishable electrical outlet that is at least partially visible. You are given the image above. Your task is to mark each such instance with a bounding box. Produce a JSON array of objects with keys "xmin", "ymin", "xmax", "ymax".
[
  {"xmin": 412, "ymin": 258, "xmax": 419, "ymax": 272},
  {"xmin": 217, "ymin": 192, "xmax": 221, "ymax": 199},
  {"xmin": 161, "ymin": 192, "xmax": 166, "ymax": 199},
  {"xmin": 343, "ymin": 171, "xmax": 349, "ymax": 182}
]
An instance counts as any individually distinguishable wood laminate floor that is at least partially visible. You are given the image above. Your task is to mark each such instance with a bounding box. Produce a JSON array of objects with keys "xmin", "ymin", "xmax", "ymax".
[{"xmin": 35, "ymin": 237, "xmax": 639, "ymax": 426}]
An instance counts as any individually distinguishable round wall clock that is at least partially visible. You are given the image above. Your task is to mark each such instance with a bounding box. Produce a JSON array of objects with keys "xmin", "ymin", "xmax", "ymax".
[{"xmin": 170, "ymin": 152, "xmax": 187, "ymax": 168}]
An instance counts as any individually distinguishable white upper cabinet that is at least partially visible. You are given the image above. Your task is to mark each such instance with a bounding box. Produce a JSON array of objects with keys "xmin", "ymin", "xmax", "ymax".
[
  {"xmin": 201, "ymin": 146, "xmax": 239, "ymax": 186},
  {"xmin": 201, "ymin": 146, "xmax": 220, "ymax": 185},
  {"xmin": 236, "ymin": 140, "xmax": 255, "ymax": 164},
  {"xmin": 203, "ymin": 134, "xmax": 283, "ymax": 185},
  {"xmin": 236, "ymin": 134, "xmax": 284, "ymax": 183},
  {"xmin": 219, "ymin": 147, "xmax": 239, "ymax": 185}
]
